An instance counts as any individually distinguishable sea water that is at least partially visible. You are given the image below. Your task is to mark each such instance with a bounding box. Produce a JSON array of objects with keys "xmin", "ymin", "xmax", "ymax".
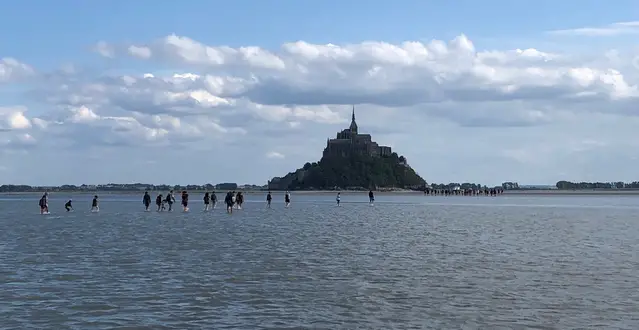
[{"xmin": 1, "ymin": 192, "xmax": 639, "ymax": 329}]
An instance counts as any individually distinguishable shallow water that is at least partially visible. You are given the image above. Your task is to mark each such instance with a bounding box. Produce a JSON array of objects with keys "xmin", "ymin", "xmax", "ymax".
[{"xmin": 2, "ymin": 193, "xmax": 639, "ymax": 329}]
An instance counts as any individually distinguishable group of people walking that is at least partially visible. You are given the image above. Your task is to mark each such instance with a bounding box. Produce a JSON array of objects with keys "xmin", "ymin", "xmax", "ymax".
[
  {"xmin": 39, "ymin": 189, "xmax": 382, "ymax": 214},
  {"xmin": 141, "ymin": 190, "xmax": 291, "ymax": 213},
  {"xmin": 336, "ymin": 190, "xmax": 375, "ymax": 206},
  {"xmin": 141, "ymin": 190, "xmax": 250, "ymax": 213},
  {"xmin": 142, "ymin": 190, "xmax": 183, "ymax": 212},
  {"xmin": 39, "ymin": 192, "xmax": 99, "ymax": 214}
]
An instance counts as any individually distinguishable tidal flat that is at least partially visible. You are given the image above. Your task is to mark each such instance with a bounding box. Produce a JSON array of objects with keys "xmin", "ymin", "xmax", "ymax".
[{"xmin": 2, "ymin": 193, "xmax": 638, "ymax": 329}]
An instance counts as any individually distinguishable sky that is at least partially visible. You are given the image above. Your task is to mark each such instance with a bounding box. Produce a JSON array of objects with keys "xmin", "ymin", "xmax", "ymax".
[{"xmin": 2, "ymin": 0, "xmax": 639, "ymax": 186}]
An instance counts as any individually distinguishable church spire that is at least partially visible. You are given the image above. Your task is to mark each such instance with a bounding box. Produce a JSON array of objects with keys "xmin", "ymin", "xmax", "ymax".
[{"xmin": 349, "ymin": 104, "xmax": 358, "ymax": 134}]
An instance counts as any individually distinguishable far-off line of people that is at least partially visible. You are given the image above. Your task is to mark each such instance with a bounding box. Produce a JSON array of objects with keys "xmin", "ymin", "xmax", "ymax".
[{"xmin": 424, "ymin": 187, "xmax": 504, "ymax": 196}]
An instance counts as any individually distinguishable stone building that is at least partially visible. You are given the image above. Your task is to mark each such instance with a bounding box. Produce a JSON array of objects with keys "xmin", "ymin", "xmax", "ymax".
[{"xmin": 323, "ymin": 106, "xmax": 392, "ymax": 158}]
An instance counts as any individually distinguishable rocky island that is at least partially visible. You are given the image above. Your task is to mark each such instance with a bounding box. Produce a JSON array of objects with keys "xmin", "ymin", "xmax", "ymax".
[{"xmin": 268, "ymin": 107, "xmax": 426, "ymax": 191}]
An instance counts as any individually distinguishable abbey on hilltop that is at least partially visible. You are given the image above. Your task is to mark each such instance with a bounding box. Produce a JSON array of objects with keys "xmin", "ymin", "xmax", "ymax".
[
  {"xmin": 323, "ymin": 106, "xmax": 393, "ymax": 158},
  {"xmin": 268, "ymin": 106, "xmax": 426, "ymax": 191}
]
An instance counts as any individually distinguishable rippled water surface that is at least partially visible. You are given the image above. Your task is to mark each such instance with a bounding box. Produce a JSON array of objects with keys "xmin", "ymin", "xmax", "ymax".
[{"xmin": 2, "ymin": 192, "xmax": 639, "ymax": 329}]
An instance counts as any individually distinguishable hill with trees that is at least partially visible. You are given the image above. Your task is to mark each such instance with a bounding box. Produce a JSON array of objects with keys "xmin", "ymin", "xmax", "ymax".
[{"xmin": 268, "ymin": 152, "xmax": 426, "ymax": 191}]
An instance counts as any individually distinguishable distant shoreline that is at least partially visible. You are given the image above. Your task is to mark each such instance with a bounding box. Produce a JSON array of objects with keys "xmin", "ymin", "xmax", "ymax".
[
  {"xmin": 503, "ymin": 189, "xmax": 639, "ymax": 196},
  {"xmin": 0, "ymin": 190, "xmax": 420, "ymax": 196},
  {"xmin": 4, "ymin": 189, "xmax": 639, "ymax": 196}
]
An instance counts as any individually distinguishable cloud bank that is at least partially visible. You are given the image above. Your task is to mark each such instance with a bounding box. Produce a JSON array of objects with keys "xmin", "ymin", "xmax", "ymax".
[
  {"xmin": 548, "ymin": 21, "xmax": 639, "ymax": 37},
  {"xmin": 2, "ymin": 32, "xmax": 639, "ymax": 185}
]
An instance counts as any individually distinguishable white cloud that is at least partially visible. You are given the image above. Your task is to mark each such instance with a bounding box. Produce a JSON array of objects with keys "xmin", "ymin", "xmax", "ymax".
[
  {"xmin": 15, "ymin": 133, "xmax": 36, "ymax": 145},
  {"xmin": 128, "ymin": 45, "xmax": 152, "ymax": 59},
  {"xmin": 93, "ymin": 41, "xmax": 114, "ymax": 58},
  {"xmin": 266, "ymin": 151, "xmax": 285, "ymax": 159},
  {"xmin": 0, "ymin": 107, "xmax": 32, "ymax": 131},
  {"xmin": 97, "ymin": 35, "xmax": 286, "ymax": 70},
  {"xmin": 0, "ymin": 58, "xmax": 34, "ymax": 83},
  {"xmin": 548, "ymin": 21, "xmax": 639, "ymax": 37},
  {"xmin": 2, "ymin": 33, "xmax": 639, "ymax": 185}
]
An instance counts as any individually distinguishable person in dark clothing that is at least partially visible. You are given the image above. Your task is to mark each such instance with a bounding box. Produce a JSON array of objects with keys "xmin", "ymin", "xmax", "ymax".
[
  {"xmin": 225, "ymin": 191, "xmax": 233, "ymax": 214},
  {"xmin": 39, "ymin": 193, "xmax": 49, "ymax": 214},
  {"xmin": 203, "ymin": 192, "xmax": 211, "ymax": 211},
  {"xmin": 143, "ymin": 191, "xmax": 151, "ymax": 211},
  {"xmin": 211, "ymin": 191, "xmax": 218, "ymax": 209},
  {"xmin": 156, "ymin": 194, "xmax": 164, "ymax": 211},
  {"xmin": 64, "ymin": 199, "xmax": 73, "ymax": 212},
  {"xmin": 284, "ymin": 191, "xmax": 291, "ymax": 207},
  {"xmin": 368, "ymin": 190, "xmax": 375, "ymax": 204},
  {"xmin": 181, "ymin": 191, "xmax": 189, "ymax": 212},
  {"xmin": 165, "ymin": 190, "xmax": 175, "ymax": 211},
  {"xmin": 266, "ymin": 191, "xmax": 272, "ymax": 208},
  {"xmin": 236, "ymin": 192, "xmax": 244, "ymax": 209},
  {"xmin": 91, "ymin": 195, "xmax": 99, "ymax": 212}
]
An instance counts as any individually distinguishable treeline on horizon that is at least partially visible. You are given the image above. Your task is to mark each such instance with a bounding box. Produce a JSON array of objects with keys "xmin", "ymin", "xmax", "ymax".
[
  {"xmin": 0, "ymin": 182, "xmax": 262, "ymax": 193},
  {"xmin": 429, "ymin": 181, "xmax": 639, "ymax": 190},
  {"xmin": 4, "ymin": 180, "xmax": 639, "ymax": 193},
  {"xmin": 2, "ymin": 182, "xmax": 492, "ymax": 192},
  {"xmin": 554, "ymin": 181, "xmax": 639, "ymax": 190}
]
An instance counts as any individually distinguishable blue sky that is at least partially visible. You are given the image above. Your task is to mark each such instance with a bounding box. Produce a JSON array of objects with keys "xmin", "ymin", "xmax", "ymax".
[
  {"xmin": 3, "ymin": 0, "xmax": 638, "ymax": 67},
  {"xmin": 1, "ymin": 1, "xmax": 639, "ymax": 186}
]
